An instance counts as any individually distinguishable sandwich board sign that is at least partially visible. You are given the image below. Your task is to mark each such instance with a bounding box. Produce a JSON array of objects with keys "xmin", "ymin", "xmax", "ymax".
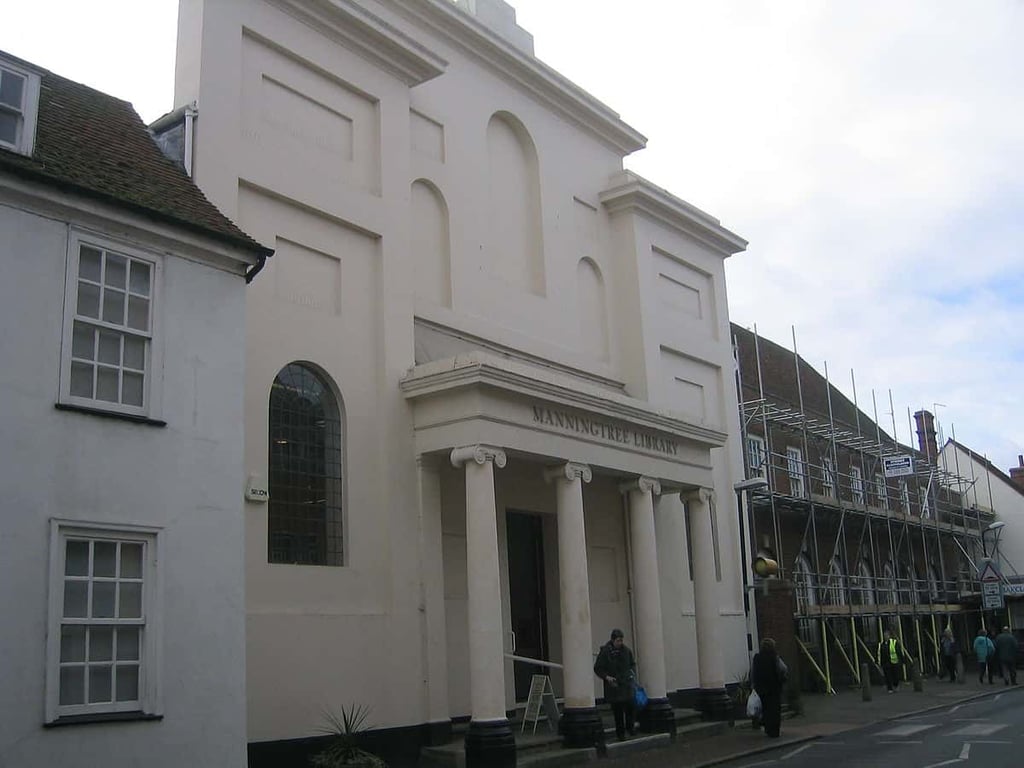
[
  {"xmin": 883, "ymin": 455, "xmax": 914, "ymax": 478},
  {"xmin": 979, "ymin": 560, "xmax": 1004, "ymax": 610},
  {"xmin": 521, "ymin": 675, "xmax": 560, "ymax": 734}
]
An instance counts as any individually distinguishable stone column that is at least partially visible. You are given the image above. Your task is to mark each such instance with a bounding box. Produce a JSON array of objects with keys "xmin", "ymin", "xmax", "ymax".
[
  {"xmin": 451, "ymin": 445, "xmax": 515, "ymax": 768},
  {"xmin": 416, "ymin": 456, "xmax": 451, "ymax": 745},
  {"xmin": 620, "ymin": 476, "xmax": 676, "ymax": 737},
  {"xmin": 684, "ymin": 488, "xmax": 731, "ymax": 719},
  {"xmin": 544, "ymin": 462, "xmax": 603, "ymax": 750}
]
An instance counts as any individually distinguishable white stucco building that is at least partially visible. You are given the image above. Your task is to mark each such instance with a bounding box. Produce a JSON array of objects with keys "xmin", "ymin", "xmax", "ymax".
[
  {"xmin": 173, "ymin": 1, "xmax": 751, "ymax": 764},
  {"xmin": 0, "ymin": 51, "xmax": 269, "ymax": 768}
]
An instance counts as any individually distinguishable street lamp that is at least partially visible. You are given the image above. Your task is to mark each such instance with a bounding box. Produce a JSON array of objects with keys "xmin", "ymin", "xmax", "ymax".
[
  {"xmin": 982, "ymin": 521, "xmax": 1006, "ymax": 559},
  {"xmin": 735, "ymin": 477, "xmax": 770, "ymax": 655}
]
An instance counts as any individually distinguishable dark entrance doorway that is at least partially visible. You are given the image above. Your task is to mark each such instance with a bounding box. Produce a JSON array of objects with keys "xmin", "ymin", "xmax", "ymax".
[{"xmin": 506, "ymin": 510, "xmax": 549, "ymax": 702}]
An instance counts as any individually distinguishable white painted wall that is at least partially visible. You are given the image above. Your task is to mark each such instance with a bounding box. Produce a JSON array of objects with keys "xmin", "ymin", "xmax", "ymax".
[
  {"xmin": 0, "ymin": 198, "xmax": 249, "ymax": 767},
  {"xmin": 174, "ymin": 0, "xmax": 749, "ymax": 743}
]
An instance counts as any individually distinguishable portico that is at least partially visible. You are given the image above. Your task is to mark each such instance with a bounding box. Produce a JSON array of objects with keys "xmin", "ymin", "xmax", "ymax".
[{"xmin": 402, "ymin": 351, "xmax": 733, "ymax": 765}]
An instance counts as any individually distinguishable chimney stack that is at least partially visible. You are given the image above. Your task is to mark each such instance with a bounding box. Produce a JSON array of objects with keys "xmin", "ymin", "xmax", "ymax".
[
  {"xmin": 1010, "ymin": 455, "xmax": 1024, "ymax": 492},
  {"xmin": 913, "ymin": 410, "xmax": 938, "ymax": 463}
]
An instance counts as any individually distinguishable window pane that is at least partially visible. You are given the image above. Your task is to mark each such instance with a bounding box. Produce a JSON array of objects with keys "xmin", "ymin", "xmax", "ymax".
[
  {"xmin": 102, "ymin": 288, "xmax": 125, "ymax": 325},
  {"xmin": 97, "ymin": 331, "xmax": 121, "ymax": 366},
  {"xmin": 96, "ymin": 366, "xmax": 119, "ymax": 402},
  {"xmin": 59, "ymin": 667, "xmax": 85, "ymax": 705},
  {"xmin": 0, "ymin": 112, "xmax": 16, "ymax": 145},
  {"xmin": 123, "ymin": 336, "xmax": 145, "ymax": 370},
  {"xmin": 127, "ymin": 295, "xmax": 149, "ymax": 332},
  {"xmin": 0, "ymin": 71, "xmax": 25, "ymax": 108},
  {"xmin": 92, "ymin": 582, "xmax": 116, "ymax": 618},
  {"xmin": 105, "ymin": 254, "xmax": 127, "ymax": 289},
  {"xmin": 70, "ymin": 362, "xmax": 94, "ymax": 398},
  {"xmin": 77, "ymin": 281, "xmax": 101, "ymax": 319},
  {"xmin": 89, "ymin": 627, "xmax": 114, "ymax": 661},
  {"xmin": 120, "ymin": 543, "xmax": 143, "ymax": 579},
  {"xmin": 88, "ymin": 665, "xmax": 113, "ymax": 703},
  {"xmin": 115, "ymin": 665, "xmax": 139, "ymax": 702},
  {"xmin": 60, "ymin": 626, "xmax": 87, "ymax": 662},
  {"xmin": 122, "ymin": 372, "xmax": 144, "ymax": 407},
  {"xmin": 63, "ymin": 581, "xmax": 88, "ymax": 618},
  {"xmin": 72, "ymin": 322, "xmax": 95, "ymax": 360},
  {"xmin": 79, "ymin": 246, "xmax": 103, "ymax": 282},
  {"xmin": 65, "ymin": 540, "xmax": 90, "ymax": 576},
  {"xmin": 92, "ymin": 541, "xmax": 116, "ymax": 577},
  {"xmin": 129, "ymin": 261, "xmax": 151, "ymax": 296},
  {"xmin": 119, "ymin": 582, "xmax": 142, "ymax": 618},
  {"xmin": 117, "ymin": 627, "xmax": 140, "ymax": 661}
]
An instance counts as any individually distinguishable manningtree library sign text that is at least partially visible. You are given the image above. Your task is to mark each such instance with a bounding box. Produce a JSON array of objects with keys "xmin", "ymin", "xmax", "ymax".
[{"xmin": 531, "ymin": 405, "xmax": 680, "ymax": 457}]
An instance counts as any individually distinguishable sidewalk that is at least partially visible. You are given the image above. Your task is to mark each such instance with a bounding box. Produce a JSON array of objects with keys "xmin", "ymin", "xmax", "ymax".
[{"xmin": 608, "ymin": 677, "xmax": 1024, "ymax": 767}]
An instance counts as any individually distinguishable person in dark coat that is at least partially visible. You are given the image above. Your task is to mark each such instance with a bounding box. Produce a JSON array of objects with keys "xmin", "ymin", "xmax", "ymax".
[
  {"xmin": 751, "ymin": 637, "xmax": 787, "ymax": 738},
  {"xmin": 594, "ymin": 628, "xmax": 636, "ymax": 740},
  {"xmin": 940, "ymin": 628, "xmax": 958, "ymax": 682},
  {"xmin": 994, "ymin": 626, "xmax": 1019, "ymax": 685}
]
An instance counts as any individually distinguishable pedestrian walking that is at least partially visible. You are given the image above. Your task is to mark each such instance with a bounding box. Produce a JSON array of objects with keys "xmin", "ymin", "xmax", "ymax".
[
  {"xmin": 877, "ymin": 628, "xmax": 908, "ymax": 693},
  {"xmin": 940, "ymin": 628, "xmax": 958, "ymax": 682},
  {"xmin": 751, "ymin": 637, "xmax": 787, "ymax": 739},
  {"xmin": 994, "ymin": 626, "xmax": 1019, "ymax": 686},
  {"xmin": 973, "ymin": 628, "xmax": 995, "ymax": 684},
  {"xmin": 594, "ymin": 629, "xmax": 636, "ymax": 740}
]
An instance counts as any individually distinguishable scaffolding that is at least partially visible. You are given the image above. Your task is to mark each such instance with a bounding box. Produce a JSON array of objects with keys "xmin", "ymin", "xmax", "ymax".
[{"xmin": 734, "ymin": 324, "xmax": 996, "ymax": 692}]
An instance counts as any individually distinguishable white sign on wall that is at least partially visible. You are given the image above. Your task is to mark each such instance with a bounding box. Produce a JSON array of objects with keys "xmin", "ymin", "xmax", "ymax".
[
  {"xmin": 883, "ymin": 455, "xmax": 914, "ymax": 478},
  {"xmin": 245, "ymin": 474, "xmax": 270, "ymax": 503}
]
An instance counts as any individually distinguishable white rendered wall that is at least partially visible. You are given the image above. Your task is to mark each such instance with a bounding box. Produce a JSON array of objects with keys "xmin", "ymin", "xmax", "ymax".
[
  {"xmin": 0, "ymin": 200, "xmax": 248, "ymax": 767},
  {"xmin": 174, "ymin": 0, "xmax": 749, "ymax": 741}
]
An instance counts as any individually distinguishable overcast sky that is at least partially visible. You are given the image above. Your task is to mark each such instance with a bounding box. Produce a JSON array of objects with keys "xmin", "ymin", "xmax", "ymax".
[{"xmin": 2, "ymin": 0, "xmax": 1021, "ymax": 476}]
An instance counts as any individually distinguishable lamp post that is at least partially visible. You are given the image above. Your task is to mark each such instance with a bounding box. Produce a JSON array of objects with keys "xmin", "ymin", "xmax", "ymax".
[{"xmin": 735, "ymin": 477, "xmax": 770, "ymax": 656}]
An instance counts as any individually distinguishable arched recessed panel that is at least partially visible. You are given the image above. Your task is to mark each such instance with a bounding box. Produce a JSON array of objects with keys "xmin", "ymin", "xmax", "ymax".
[
  {"xmin": 267, "ymin": 362, "xmax": 344, "ymax": 566},
  {"xmin": 486, "ymin": 112, "xmax": 544, "ymax": 295},
  {"xmin": 576, "ymin": 257, "xmax": 609, "ymax": 361},
  {"xmin": 411, "ymin": 179, "xmax": 452, "ymax": 308}
]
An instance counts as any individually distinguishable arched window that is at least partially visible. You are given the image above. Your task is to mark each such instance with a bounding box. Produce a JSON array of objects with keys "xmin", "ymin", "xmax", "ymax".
[
  {"xmin": 852, "ymin": 560, "xmax": 875, "ymax": 606},
  {"xmin": 268, "ymin": 363, "xmax": 343, "ymax": 566},
  {"xmin": 793, "ymin": 554, "xmax": 819, "ymax": 644},
  {"xmin": 882, "ymin": 562, "xmax": 898, "ymax": 605},
  {"xmin": 824, "ymin": 558, "xmax": 846, "ymax": 606},
  {"xmin": 927, "ymin": 564, "xmax": 941, "ymax": 601}
]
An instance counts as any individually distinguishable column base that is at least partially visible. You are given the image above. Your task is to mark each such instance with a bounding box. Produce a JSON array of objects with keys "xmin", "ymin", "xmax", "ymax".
[
  {"xmin": 465, "ymin": 719, "xmax": 516, "ymax": 768},
  {"xmin": 638, "ymin": 697, "xmax": 676, "ymax": 738},
  {"xmin": 560, "ymin": 706, "xmax": 605, "ymax": 750},
  {"xmin": 697, "ymin": 687, "xmax": 734, "ymax": 721},
  {"xmin": 422, "ymin": 719, "xmax": 453, "ymax": 746}
]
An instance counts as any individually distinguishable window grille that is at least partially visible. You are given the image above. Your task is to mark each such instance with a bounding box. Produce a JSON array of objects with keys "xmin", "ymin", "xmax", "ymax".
[{"xmin": 268, "ymin": 363, "xmax": 343, "ymax": 566}]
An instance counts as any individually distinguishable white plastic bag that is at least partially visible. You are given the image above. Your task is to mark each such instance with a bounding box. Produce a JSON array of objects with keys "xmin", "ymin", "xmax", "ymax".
[{"xmin": 746, "ymin": 690, "xmax": 762, "ymax": 718}]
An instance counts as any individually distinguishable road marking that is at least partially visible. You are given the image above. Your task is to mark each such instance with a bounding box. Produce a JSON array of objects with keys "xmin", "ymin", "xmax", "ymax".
[
  {"xmin": 994, "ymin": 693, "xmax": 1003, "ymax": 701},
  {"xmin": 949, "ymin": 700, "xmax": 978, "ymax": 713},
  {"xmin": 949, "ymin": 723, "xmax": 1007, "ymax": 737},
  {"xmin": 738, "ymin": 761, "xmax": 777, "ymax": 767},
  {"xmin": 875, "ymin": 724, "xmax": 936, "ymax": 737},
  {"xmin": 780, "ymin": 744, "xmax": 813, "ymax": 760},
  {"xmin": 959, "ymin": 743, "xmax": 971, "ymax": 760}
]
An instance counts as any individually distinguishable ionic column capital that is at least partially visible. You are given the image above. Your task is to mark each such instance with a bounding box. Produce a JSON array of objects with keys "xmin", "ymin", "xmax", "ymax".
[
  {"xmin": 450, "ymin": 445, "xmax": 507, "ymax": 469},
  {"xmin": 683, "ymin": 487, "xmax": 715, "ymax": 507},
  {"xmin": 544, "ymin": 462, "xmax": 593, "ymax": 484},
  {"xmin": 619, "ymin": 476, "xmax": 662, "ymax": 496}
]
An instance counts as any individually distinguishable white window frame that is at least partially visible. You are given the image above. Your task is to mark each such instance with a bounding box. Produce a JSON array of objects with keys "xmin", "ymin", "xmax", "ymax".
[
  {"xmin": 874, "ymin": 473, "xmax": 888, "ymax": 510},
  {"xmin": 822, "ymin": 456, "xmax": 836, "ymax": 498},
  {"xmin": 786, "ymin": 446, "xmax": 805, "ymax": 497},
  {"xmin": 900, "ymin": 480, "xmax": 911, "ymax": 513},
  {"xmin": 850, "ymin": 466, "xmax": 864, "ymax": 504},
  {"xmin": 746, "ymin": 434, "xmax": 767, "ymax": 479},
  {"xmin": 0, "ymin": 56, "xmax": 41, "ymax": 156},
  {"xmin": 45, "ymin": 520, "xmax": 163, "ymax": 723},
  {"xmin": 58, "ymin": 230, "xmax": 164, "ymax": 420},
  {"xmin": 919, "ymin": 487, "xmax": 931, "ymax": 518}
]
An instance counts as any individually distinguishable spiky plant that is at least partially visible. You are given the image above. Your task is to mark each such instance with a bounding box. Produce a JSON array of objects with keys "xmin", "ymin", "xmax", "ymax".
[{"xmin": 310, "ymin": 704, "xmax": 388, "ymax": 768}]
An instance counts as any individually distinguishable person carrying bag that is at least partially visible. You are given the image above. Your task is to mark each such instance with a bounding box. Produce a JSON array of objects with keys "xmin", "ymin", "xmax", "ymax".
[
  {"xmin": 594, "ymin": 629, "xmax": 637, "ymax": 740},
  {"xmin": 751, "ymin": 637, "xmax": 786, "ymax": 738}
]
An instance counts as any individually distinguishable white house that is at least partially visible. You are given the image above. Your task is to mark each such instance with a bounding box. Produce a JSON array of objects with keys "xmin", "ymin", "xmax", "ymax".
[
  {"xmin": 173, "ymin": 1, "xmax": 752, "ymax": 765},
  {"xmin": 937, "ymin": 439, "xmax": 1024, "ymax": 627},
  {"xmin": 0, "ymin": 51, "xmax": 270, "ymax": 768}
]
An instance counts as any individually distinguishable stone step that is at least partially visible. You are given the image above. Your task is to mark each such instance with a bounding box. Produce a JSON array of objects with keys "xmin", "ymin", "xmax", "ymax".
[
  {"xmin": 605, "ymin": 733, "xmax": 672, "ymax": 758},
  {"xmin": 518, "ymin": 747, "xmax": 599, "ymax": 768}
]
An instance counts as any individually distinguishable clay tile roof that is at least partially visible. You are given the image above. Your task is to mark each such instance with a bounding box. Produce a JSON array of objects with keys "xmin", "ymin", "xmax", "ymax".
[{"xmin": 0, "ymin": 55, "xmax": 271, "ymax": 259}]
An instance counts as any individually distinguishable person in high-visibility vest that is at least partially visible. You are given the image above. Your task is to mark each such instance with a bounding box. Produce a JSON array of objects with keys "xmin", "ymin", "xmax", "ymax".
[{"xmin": 877, "ymin": 628, "xmax": 907, "ymax": 693}]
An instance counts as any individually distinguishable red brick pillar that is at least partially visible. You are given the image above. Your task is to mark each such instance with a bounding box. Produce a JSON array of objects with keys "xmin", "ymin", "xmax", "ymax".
[{"xmin": 754, "ymin": 580, "xmax": 800, "ymax": 684}]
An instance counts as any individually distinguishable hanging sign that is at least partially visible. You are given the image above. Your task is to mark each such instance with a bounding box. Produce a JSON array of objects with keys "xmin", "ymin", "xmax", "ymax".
[{"xmin": 883, "ymin": 455, "xmax": 914, "ymax": 477}]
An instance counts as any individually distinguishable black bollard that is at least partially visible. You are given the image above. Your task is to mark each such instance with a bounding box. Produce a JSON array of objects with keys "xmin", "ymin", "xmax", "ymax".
[{"xmin": 861, "ymin": 662, "xmax": 872, "ymax": 702}]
